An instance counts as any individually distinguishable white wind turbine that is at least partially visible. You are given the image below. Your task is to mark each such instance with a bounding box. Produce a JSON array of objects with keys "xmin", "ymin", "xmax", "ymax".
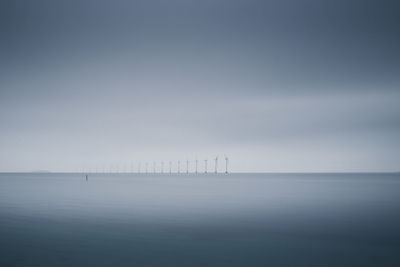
[{"xmin": 225, "ymin": 155, "xmax": 229, "ymax": 174}]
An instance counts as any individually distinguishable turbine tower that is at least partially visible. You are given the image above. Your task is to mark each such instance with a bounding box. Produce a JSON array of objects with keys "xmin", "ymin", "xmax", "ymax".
[
  {"xmin": 204, "ymin": 159, "xmax": 208, "ymax": 173},
  {"xmin": 178, "ymin": 161, "xmax": 180, "ymax": 174},
  {"xmin": 161, "ymin": 161, "xmax": 164, "ymax": 174},
  {"xmin": 195, "ymin": 157, "xmax": 198, "ymax": 174},
  {"xmin": 153, "ymin": 161, "xmax": 156, "ymax": 174},
  {"xmin": 214, "ymin": 156, "xmax": 218, "ymax": 173},
  {"xmin": 145, "ymin": 162, "xmax": 148, "ymax": 174},
  {"xmin": 225, "ymin": 155, "xmax": 229, "ymax": 174},
  {"xmin": 169, "ymin": 161, "xmax": 172, "ymax": 174},
  {"xmin": 186, "ymin": 160, "xmax": 189, "ymax": 174}
]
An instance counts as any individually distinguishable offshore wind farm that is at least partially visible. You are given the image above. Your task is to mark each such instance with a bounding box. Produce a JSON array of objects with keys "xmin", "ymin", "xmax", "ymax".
[{"xmin": 80, "ymin": 156, "xmax": 229, "ymax": 175}]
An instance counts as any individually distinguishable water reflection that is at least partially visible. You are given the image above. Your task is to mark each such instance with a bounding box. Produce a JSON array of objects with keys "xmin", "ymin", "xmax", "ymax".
[{"xmin": 0, "ymin": 173, "xmax": 399, "ymax": 266}]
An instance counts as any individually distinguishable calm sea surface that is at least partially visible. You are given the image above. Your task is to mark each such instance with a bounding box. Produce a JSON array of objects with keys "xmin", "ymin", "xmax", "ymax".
[{"xmin": 1, "ymin": 173, "xmax": 399, "ymax": 266}]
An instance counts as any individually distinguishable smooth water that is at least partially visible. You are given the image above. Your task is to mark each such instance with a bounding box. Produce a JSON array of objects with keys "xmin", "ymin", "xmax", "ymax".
[{"xmin": 0, "ymin": 173, "xmax": 399, "ymax": 266}]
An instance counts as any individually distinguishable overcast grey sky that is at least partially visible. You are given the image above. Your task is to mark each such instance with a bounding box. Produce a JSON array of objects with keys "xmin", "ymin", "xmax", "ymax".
[{"xmin": 1, "ymin": 0, "xmax": 399, "ymax": 172}]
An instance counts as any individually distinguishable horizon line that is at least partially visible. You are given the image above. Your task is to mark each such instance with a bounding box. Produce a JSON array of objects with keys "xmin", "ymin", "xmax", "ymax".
[{"xmin": 0, "ymin": 171, "xmax": 399, "ymax": 174}]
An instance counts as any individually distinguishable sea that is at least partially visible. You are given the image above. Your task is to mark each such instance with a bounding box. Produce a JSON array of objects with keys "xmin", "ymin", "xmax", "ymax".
[{"xmin": 0, "ymin": 172, "xmax": 399, "ymax": 267}]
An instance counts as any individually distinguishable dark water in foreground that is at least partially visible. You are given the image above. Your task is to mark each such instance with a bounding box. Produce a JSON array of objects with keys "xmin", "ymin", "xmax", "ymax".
[{"xmin": 0, "ymin": 173, "xmax": 400, "ymax": 267}]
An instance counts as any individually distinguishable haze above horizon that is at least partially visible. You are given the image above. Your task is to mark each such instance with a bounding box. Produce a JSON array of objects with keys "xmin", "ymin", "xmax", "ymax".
[{"xmin": 1, "ymin": 0, "xmax": 399, "ymax": 172}]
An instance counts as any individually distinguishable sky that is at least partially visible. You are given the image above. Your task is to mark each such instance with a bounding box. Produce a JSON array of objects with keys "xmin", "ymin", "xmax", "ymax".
[{"xmin": 0, "ymin": 0, "xmax": 399, "ymax": 172}]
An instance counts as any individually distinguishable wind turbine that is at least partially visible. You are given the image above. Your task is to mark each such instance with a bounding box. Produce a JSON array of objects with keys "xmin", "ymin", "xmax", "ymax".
[
  {"xmin": 214, "ymin": 156, "xmax": 218, "ymax": 173},
  {"xmin": 204, "ymin": 159, "xmax": 208, "ymax": 173},
  {"xmin": 178, "ymin": 161, "xmax": 180, "ymax": 174},
  {"xmin": 195, "ymin": 157, "xmax": 198, "ymax": 174},
  {"xmin": 225, "ymin": 155, "xmax": 229, "ymax": 174},
  {"xmin": 169, "ymin": 161, "xmax": 172, "ymax": 174},
  {"xmin": 186, "ymin": 159, "xmax": 189, "ymax": 174}
]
